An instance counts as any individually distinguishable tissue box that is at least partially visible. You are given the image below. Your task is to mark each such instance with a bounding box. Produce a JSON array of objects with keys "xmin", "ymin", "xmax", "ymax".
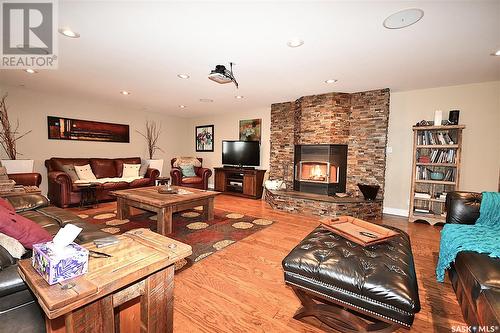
[{"xmin": 32, "ymin": 242, "xmax": 89, "ymax": 285}]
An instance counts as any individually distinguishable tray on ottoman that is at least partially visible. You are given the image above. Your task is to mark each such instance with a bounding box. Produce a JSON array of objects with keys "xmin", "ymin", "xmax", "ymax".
[{"xmin": 282, "ymin": 225, "xmax": 420, "ymax": 332}]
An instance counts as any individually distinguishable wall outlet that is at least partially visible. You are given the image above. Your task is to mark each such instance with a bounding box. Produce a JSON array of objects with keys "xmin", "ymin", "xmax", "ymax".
[{"xmin": 386, "ymin": 146, "xmax": 393, "ymax": 154}]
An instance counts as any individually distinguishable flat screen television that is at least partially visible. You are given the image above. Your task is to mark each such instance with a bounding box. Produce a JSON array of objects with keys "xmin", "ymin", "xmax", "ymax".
[{"xmin": 222, "ymin": 140, "xmax": 260, "ymax": 167}]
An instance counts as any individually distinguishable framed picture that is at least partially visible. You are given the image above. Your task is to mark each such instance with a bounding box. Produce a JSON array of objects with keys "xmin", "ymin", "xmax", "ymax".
[
  {"xmin": 47, "ymin": 116, "xmax": 129, "ymax": 143},
  {"xmin": 195, "ymin": 125, "xmax": 214, "ymax": 152},
  {"xmin": 239, "ymin": 119, "xmax": 261, "ymax": 141}
]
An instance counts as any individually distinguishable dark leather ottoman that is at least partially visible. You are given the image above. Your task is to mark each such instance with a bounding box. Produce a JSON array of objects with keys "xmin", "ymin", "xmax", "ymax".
[{"xmin": 282, "ymin": 225, "xmax": 420, "ymax": 332}]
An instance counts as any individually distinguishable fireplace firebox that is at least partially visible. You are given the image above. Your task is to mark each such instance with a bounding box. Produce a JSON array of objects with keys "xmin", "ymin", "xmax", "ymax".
[{"xmin": 294, "ymin": 144, "xmax": 347, "ymax": 195}]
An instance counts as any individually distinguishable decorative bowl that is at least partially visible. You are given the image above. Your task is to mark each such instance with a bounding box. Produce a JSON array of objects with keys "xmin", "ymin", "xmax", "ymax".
[
  {"xmin": 357, "ymin": 184, "xmax": 380, "ymax": 200},
  {"xmin": 430, "ymin": 172, "xmax": 444, "ymax": 181}
]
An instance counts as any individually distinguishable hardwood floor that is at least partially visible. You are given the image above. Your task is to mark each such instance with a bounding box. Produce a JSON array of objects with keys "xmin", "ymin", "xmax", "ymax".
[
  {"xmin": 172, "ymin": 194, "xmax": 465, "ymax": 333},
  {"xmin": 82, "ymin": 194, "xmax": 466, "ymax": 332}
]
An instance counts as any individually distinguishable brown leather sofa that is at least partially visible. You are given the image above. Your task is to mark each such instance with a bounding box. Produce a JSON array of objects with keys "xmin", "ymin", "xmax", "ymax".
[
  {"xmin": 0, "ymin": 194, "xmax": 109, "ymax": 333},
  {"xmin": 8, "ymin": 173, "xmax": 42, "ymax": 187},
  {"xmin": 445, "ymin": 191, "xmax": 500, "ymax": 331},
  {"xmin": 170, "ymin": 158, "xmax": 212, "ymax": 190},
  {"xmin": 45, "ymin": 157, "xmax": 160, "ymax": 208}
]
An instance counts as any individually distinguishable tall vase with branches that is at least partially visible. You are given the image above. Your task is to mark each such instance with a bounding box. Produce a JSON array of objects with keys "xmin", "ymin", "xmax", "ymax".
[
  {"xmin": 136, "ymin": 121, "xmax": 164, "ymax": 159},
  {"xmin": 0, "ymin": 94, "xmax": 31, "ymax": 160}
]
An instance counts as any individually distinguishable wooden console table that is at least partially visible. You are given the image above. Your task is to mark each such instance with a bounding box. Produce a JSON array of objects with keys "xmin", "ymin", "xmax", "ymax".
[
  {"xmin": 214, "ymin": 167, "xmax": 266, "ymax": 199},
  {"xmin": 18, "ymin": 229, "xmax": 191, "ymax": 333}
]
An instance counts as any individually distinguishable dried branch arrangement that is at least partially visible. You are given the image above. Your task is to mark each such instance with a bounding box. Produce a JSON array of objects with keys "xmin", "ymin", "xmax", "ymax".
[
  {"xmin": 136, "ymin": 120, "xmax": 164, "ymax": 159},
  {"xmin": 0, "ymin": 94, "xmax": 31, "ymax": 160}
]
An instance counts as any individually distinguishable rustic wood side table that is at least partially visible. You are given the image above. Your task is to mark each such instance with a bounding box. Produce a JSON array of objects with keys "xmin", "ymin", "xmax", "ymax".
[{"xmin": 18, "ymin": 229, "xmax": 191, "ymax": 333}]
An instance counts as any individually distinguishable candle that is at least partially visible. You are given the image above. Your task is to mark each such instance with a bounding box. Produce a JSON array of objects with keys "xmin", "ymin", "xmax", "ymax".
[{"xmin": 434, "ymin": 110, "xmax": 443, "ymax": 126}]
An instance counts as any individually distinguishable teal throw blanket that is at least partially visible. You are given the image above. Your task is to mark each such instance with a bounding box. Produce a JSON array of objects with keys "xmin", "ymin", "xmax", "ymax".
[{"xmin": 436, "ymin": 191, "xmax": 500, "ymax": 282}]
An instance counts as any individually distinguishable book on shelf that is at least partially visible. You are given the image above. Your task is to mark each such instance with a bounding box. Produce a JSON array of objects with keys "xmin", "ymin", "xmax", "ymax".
[
  {"xmin": 417, "ymin": 131, "xmax": 455, "ymax": 146},
  {"xmin": 414, "ymin": 208, "xmax": 430, "ymax": 214},
  {"xmin": 414, "ymin": 192, "xmax": 431, "ymax": 199}
]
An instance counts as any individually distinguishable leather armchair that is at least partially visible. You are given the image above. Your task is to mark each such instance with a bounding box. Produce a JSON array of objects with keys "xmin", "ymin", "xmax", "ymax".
[
  {"xmin": 8, "ymin": 173, "xmax": 42, "ymax": 187},
  {"xmin": 170, "ymin": 158, "xmax": 212, "ymax": 190},
  {"xmin": 445, "ymin": 191, "xmax": 499, "ymax": 329}
]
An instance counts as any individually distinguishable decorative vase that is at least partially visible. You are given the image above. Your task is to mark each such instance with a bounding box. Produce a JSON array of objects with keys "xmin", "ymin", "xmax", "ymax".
[
  {"xmin": 0, "ymin": 159, "xmax": 34, "ymax": 174},
  {"xmin": 357, "ymin": 183, "xmax": 380, "ymax": 200},
  {"xmin": 146, "ymin": 159, "xmax": 164, "ymax": 176}
]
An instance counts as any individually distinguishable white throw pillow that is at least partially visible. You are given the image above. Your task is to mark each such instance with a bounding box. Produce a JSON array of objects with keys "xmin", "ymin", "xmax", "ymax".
[
  {"xmin": 0, "ymin": 232, "xmax": 26, "ymax": 259},
  {"xmin": 74, "ymin": 164, "xmax": 97, "ymax": 181},
  {"xmin": 123, "ymin": 163, "xmax": 141, "ymax": 178}
]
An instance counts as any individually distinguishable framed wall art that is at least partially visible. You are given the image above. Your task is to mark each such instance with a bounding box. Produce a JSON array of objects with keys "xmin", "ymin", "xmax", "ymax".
[
  {"xmin": 239, "ymin": 119, "xmax": 261, "ymax": 141},
  {"xmin": 195, "ymin": 125, "xmax": 214, "ymax": 152},
  {"xmin": 47, "ymin": 116, "xmax": 130, "ymax": 143}
]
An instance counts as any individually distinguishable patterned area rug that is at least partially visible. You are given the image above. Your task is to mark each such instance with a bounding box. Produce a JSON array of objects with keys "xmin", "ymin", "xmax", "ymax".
[{"xmin": 77, "ymin": 207, "xmax": 274, "ymax": 272}]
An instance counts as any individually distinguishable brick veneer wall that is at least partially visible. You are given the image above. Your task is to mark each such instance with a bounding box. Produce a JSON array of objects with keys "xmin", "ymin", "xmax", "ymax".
[{"xmin": 269, "ymin": 88, "xmax": 390, "ymax": 196}]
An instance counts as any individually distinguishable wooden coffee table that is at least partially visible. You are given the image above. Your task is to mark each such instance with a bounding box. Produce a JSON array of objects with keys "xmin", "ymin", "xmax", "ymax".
[
  {"xmin": 18, "ymin": 229, "xmax": 192, "ymax": 333},
  {"xmin": 111, "ymin": 186, "xmax": 220, "ymax": 235}
]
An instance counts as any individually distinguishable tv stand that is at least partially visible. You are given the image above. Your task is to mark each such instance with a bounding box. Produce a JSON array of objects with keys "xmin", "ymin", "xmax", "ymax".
[{"xmin": 214, "ymin": 167, "xmax": 266, "ymax": 199}]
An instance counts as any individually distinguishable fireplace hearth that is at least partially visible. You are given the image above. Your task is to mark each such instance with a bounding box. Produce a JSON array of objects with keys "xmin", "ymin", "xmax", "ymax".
[{"xmin": 294, "ymin": 144, "xmax": 347, "ymax": 196}]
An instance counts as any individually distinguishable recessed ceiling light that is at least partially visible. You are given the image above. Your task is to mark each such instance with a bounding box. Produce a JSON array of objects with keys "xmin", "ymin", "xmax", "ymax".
[
  {"xmin": 58, "ymin": 28, "xmax": 80, "ymax": 38},
  {"xmin": 179, "ymin": 105, "xmax": 187, "ymax": 108},
  {"xmin": 24, "ymin": 69, "xmax": 37, "ymax": 74},
  {"xmin": 491, "ymin": 49, "xmax": 500, "ymax": 56},
  {"xmin": 235, "ymin": 95, "xmax": 244, "ymax": 99},
  {"xmin": 177, "ymin": 74, "xmax": 190, "ymax": 79},
  {"xmin": 383, "ymin": 8, "xmax": 424, "ymax": 29},
  {"xmin": 120, "ymin": 90, "xmax": 131, "ymax": 95},
  {"xmin": 199, "ymin": 98, "xmax": 213, "ymax": 103},
  {"xmin": 287, "ymin": 38, "xmax": 304, "ymax": 48},
  {"xmin": 324, "ymin": 79, "xmax": 338, "ymax": 84}
]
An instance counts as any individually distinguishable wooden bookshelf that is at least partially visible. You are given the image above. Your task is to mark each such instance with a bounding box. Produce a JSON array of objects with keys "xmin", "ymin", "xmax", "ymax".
[{"xmin": 409, "ymin": 124, "xmax": 465, "ymax": 225}]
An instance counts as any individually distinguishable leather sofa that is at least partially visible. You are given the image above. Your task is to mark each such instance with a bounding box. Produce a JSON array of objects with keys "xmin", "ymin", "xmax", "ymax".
[
  {"xmin": 445, "ymin": 191, "xmax": 500, "ymax": 330},
  {"xmin": 45, "ymin": 157, "xmax": 160, "ymax": 207},
  {"xmin": 0, "ymin": 194, "xmax": 109, "ymax": 333},
  {"xmin": 170, "ymin": 158, "xmax": 212, "ymax": 190}
]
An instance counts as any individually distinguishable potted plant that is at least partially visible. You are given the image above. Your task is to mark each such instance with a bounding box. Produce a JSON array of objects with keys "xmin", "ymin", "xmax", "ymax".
[
  {"xmin": 137, "ymin": 120, "xmax": 164, "ymax": 176},
  {"xmin": 0, "ymin": 94, "xmax": 33, "ymax": 173}
]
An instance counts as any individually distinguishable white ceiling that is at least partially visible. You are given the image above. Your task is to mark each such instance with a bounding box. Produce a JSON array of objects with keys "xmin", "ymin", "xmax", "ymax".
[{"xmin": 1, "ymin": 1, "xmax": 499, "ymax": 117}]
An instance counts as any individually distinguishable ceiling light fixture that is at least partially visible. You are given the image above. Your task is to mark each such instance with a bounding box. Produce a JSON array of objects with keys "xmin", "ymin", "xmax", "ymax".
[
  {"xmin": 287, "ymin": 38, "xmax": 304, "ymax": 48},
  {"xmin": 324, "ymin": 79, "xmax": 338, "ymax": 84},
  {"xmin": 199, "ymin": 98, "xmax": 213, "ymax": 103},
  {"xmin": 120, "ymin": 90, "xmax": 131, "ymax": 95},
  {"xmin": 491, "ymin": 49, "xmax": 500, "ymax": 56},
  {"xmin": 177, "ymin": 74, "xmax": 190, "ymax": 79},
  {"xmin": 58, "ymin": 28, "xmax": 80, "ymax": 38},
  {"xmin": 179, "ymin": 105, "xmax": 187, "ymax": 108},
  {"xmin": 383, "ymin": 8, "xmax": 424, "ymax": 29},
  {"xmin": 235, "ymin": 95, "xmax": 244, "ymax": 99},
  {"xmin": 24, "ymin": 69, "xmax": 37, "ymax": 74}
]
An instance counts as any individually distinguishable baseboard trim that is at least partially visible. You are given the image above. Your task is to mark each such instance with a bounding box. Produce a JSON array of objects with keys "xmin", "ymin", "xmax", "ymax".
[{"xmin": 383, "ymin": 207, "xmax": 409, "ymax": 217}]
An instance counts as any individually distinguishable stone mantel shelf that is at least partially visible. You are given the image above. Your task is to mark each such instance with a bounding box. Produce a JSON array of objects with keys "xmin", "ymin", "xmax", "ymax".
[{"xmin": 266, "ymin": 189, "xmax": 382, "ymax": 204}]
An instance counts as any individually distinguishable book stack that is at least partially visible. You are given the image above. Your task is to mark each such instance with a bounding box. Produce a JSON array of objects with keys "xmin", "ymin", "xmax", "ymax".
[
  {"xmin": 414, "ymin": 192, "xmax": 431, "ymax": 199},
  {"xmin": 417, "ymin": 131, "xmax": 455, "ymax": 145},
  {"xmin": 429, "ymin": 149, "xmax": 456, "ymax": 163}
]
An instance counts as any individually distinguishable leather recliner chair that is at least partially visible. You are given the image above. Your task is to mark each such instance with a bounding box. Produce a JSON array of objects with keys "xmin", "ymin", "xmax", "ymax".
[{"xmin": 170, "ymin": 158, "xmax": 212, "ymax": 190}]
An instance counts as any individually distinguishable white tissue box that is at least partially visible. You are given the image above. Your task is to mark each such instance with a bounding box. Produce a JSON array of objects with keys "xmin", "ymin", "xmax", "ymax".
[{"xmin": 32, "ymin": 242, "xmax": 89, "ymax": 285}]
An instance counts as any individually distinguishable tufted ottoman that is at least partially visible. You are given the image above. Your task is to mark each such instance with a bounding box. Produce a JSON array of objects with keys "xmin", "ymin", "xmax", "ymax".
[{"xmin": 282, "ymin": 225, "xmax": 420, "ymax": 332}]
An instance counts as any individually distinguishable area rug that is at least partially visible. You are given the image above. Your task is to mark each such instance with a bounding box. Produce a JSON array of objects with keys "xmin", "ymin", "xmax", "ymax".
[{"xmin": 77, "ymin": 207, "xmax": 274, "ymax": 272}]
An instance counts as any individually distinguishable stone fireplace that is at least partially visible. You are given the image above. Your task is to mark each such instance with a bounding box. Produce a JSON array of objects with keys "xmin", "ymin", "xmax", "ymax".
[
  {"xmin": 266, "ymin": 89, "xmax": 390, "ymax": 220},
  {"xmin": 294, "ymin": 144, "xmax": 347, "ymax": 195}
]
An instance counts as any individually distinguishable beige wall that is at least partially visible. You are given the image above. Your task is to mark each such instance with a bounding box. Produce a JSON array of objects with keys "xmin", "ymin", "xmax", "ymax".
[
  {"xmin": 188, "ymin": 107, "xmax": 271, "ymax": 187},
  {"xmin": 0, "ymin": 85, "xmax": 191, "ymax": 194},
  {"xmin": 385, "ymin": 81, "xmax": 500, "ymax": 214}
]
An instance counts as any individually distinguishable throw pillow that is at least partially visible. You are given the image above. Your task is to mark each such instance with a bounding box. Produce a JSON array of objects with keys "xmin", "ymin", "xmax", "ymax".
[
  {"xmin": 0, "ymin": 166, "xmax": 9, "ymax": 181},
  {"xmin": 173, "ymin": 157, "xmax": 202, "ymax": 168},
  {"xmin": 0, "ymin": 206, "xmax": 52, "ymax": 249},
  {"xmin": 74, "ymin": 164, "xmax": 97, "ymax": 181},
  {"xmin": 0, "ymin": 232, "xmax": 26, "ymax": 259},
  {"xmin": 123, "ymin": 164, "xmax": 141, "ymax": 178},
  {"xmin": 180, "ymin": 164, "xmax": 196, "ymax": 177},
  {"xmin": 139, "ymin": 161, "xmax": 149, "ymax": 177},
  {"xmin": 61, "ymin": 164, "xmax": 80, "ymax": 182},
  {"xmin": 0, "ymin": 198, "xmax": 15, "ymax": 212}
]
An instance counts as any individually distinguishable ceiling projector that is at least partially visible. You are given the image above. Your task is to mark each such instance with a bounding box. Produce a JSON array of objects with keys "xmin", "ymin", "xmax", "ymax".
[{"xmin": 208, "ymin": 62, "xmax": 239, "ymax": 88}]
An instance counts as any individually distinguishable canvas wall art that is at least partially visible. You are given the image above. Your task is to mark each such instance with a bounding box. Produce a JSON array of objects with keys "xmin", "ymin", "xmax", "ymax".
[
  {"xmin": 47, "ymin": 116, "xmax": 130, "ymax": 143},
  {"xmin": 239, "ymin": 119, "xmax": 261, "ymax": 141},
  {"xmin": 195, "ymin": 125, "xmax": 214, "ymax": 152}
]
